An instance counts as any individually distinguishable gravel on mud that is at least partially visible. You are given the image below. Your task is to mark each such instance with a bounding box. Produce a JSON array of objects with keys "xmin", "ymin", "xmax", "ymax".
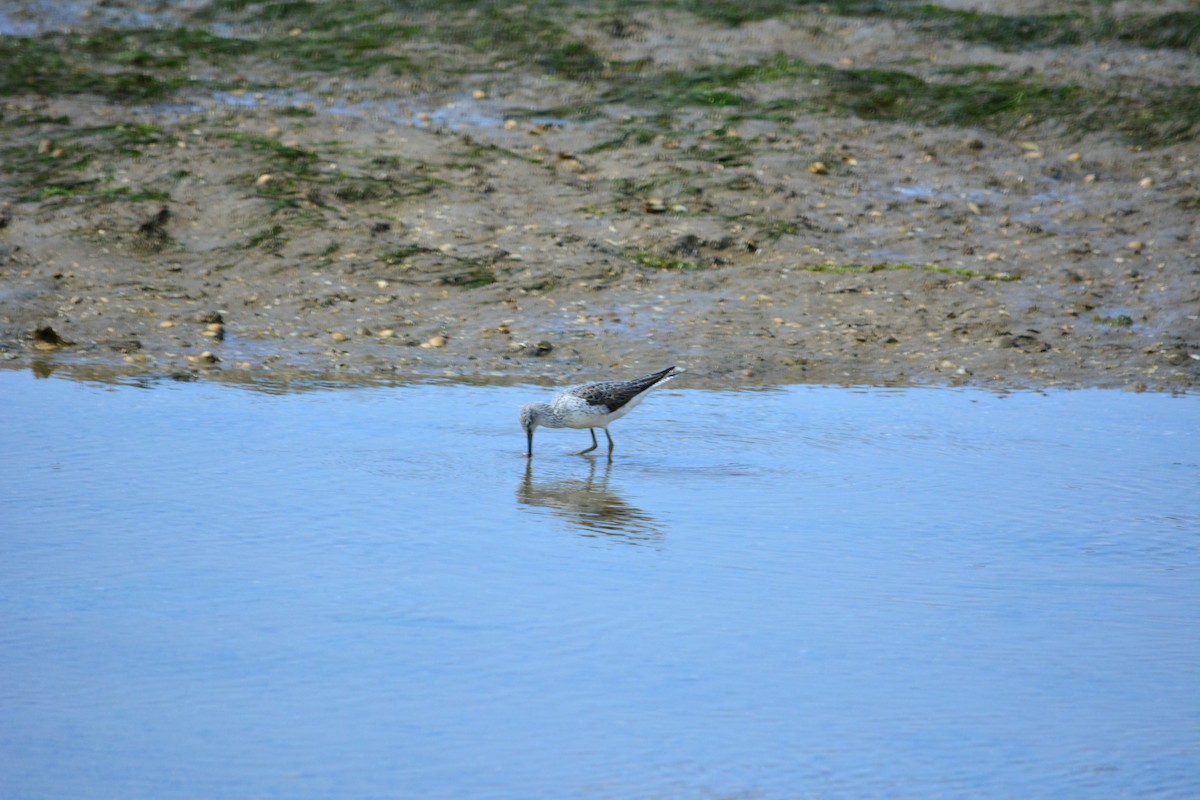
[{"xmin": 1, "ymin": 0, "xmax": 1197, "ymax": 390}]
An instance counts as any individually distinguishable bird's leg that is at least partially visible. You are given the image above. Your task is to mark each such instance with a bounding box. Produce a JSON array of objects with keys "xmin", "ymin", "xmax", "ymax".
[
  {"xmin": 605, "ymin": 428, "xmax": 615, "ymax": 459},
  {"xmin": 577, "ymin": 428, "xmax": 599, "ymax": 455}
]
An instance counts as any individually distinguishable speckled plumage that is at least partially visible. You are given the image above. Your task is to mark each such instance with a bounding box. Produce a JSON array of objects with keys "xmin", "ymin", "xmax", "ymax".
[{"xmin": 520, "ymin": 366, "xmax": 683, "ymax": 457}]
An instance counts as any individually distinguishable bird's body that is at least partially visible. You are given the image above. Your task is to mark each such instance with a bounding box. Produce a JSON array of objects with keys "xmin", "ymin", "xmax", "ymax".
[{"xmin": 520, "ymin": 366, "xmax": 683, "ymax": 457}]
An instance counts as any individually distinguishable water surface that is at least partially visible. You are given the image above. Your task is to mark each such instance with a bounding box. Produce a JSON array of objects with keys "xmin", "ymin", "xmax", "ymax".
[{"xmin": 1, "ymin": 370, "xmax": 1197, "ymax": 799}]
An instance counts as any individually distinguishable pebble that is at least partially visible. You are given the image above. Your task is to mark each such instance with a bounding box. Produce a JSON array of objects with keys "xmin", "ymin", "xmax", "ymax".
[
  {"xmin": 808, "ymin": 161, "xmax": 829, "ymax": 175},
  {"xmin": 31, "ymin": 325, "xmax": 67, "ymax": 349},
  {"xmin": 188, "ymin": 351, "xmax": 219, "ymax": 365},
  {"xmin": 1163, "ymin": 350, "xmax": 1187, "ymax": 365},
  {"xmin": 159, "ymin": 320, "xmax": 175, "ymax": 328},
  {"xmin": 426, "ymin": 335, "xmax": 447, "ymax": 347},
  {"xmin": 472, "ymin": 90, "xmax": 487, "ymax": 100},
  {"xmin": 331, "ymin": 332, "xmax": 348, "ymax": 342},
  {"xmin": 1138, "ymin": 177, "xmax": 1153, "ymax": 188},
  {"xmin": 255, "ymin": 174, "xmax": 273, "ymax": 186},
  {"xmin": 1126, "ymin": 240, "xmax": 1145, "ymax": 252}
]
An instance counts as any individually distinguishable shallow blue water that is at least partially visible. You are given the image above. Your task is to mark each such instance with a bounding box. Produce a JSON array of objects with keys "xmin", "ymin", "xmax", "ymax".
[{"xmin": 1, "ymin": 369, "xmax": 1197, "ymax": 799}]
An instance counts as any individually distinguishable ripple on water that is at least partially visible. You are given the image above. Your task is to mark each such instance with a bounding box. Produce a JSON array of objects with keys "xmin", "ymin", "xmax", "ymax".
[{"xmin": 1, "ymin": 372, "xmax": 1198, "ymax": 800}]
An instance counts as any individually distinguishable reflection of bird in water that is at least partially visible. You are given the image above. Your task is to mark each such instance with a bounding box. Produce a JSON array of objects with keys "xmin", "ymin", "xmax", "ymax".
[
  {"xmin": 517, "ymin": 460, "xmax": 662, "ymax": 545},
  {"xmin": 519, "ymin": 366, "xmax": 683, "ymax": 458}
]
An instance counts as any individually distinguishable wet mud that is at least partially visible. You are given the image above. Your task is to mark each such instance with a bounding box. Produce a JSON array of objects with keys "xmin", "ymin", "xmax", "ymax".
[{"xmin": 1, "ymin": 0, "xmax": 1197, "ymax": 390}]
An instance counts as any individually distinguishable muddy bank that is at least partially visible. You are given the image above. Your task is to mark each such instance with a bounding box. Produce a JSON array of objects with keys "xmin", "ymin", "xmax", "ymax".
[{"xmin": 1, "ymin": 0, "xmax": 1197, "ymax": 390}]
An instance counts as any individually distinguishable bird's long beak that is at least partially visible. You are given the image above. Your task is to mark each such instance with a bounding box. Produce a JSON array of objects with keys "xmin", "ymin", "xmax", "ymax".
[{"xmin": 526, "ymin": 427, "xmax": 534, "ymax": 458}]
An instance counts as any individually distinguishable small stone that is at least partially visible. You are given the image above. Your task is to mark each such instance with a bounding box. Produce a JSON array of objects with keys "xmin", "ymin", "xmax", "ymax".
[
  {"xmin": 331, "ymin": 331, "xmax": 348, "ymax": 342},
  {"xmin": 472, "ymin": 90, "xmax": 487, "ymax": 100},
  {"xmin": 503, "ymin": 119, "xmax": 518, "ymax": 130},
  {"xmin": 1138, "ymin": 177, "xmax": 1153, "ymax": 188},
  {"xmin": 642, "ymin": 198, "xmax": 666, "ymax": 214},
  {"xmin": 255, "ymin": 174, "xmax": 273, "ymax": 186},
  {"xmin": 533, "ymin": 340, "xmax": 553, "ymax": 356},
  {"xmin": 1083, "ymin": 174, "xmax": 1096, "ymax": 184},
  {"xmin": 986, "ymin": 252, "xmax": 1002, "ymax": 261},
  {"xmin": 31, "ymin": 325, "xmax": 68, "ymax": 348},
  {"xmin": 428, "ymin": 335, "xmax": 447, "ymax": 347},
  {"xmin": 808, "ymin": 161, "xmax": 829, "ymax": 175},
  {"xmin": 378, "ymin": 329, "xmax": 394, "ymax": 338},
  {"xmin": 1126, "ymin": 240, "xmax": 1145, "ymax": 252},
  {"xmin": 159, "ymin": 320, "xmax": 176, "ymax": 328},
  {"xmin": 1067, "ymin": 152, "xmax": 1082, "ymax": 161}
]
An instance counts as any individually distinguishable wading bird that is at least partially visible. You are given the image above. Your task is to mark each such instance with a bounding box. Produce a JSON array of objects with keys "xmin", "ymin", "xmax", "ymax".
[{"xmin": 519, "ymin": 366, "xmax": 683, "ymax": 458}]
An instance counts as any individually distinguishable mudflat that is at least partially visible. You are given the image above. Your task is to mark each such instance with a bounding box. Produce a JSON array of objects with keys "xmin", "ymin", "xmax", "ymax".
[{"xmin": 1, "ymin": 0, "xmax": 1197, "ymax": 390}]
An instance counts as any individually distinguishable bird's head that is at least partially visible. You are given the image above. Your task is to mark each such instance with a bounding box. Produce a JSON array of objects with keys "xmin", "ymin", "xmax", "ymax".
[
  {"xmin": 519, "ymin": 403, "xmax": 541, "ymax": 433},
  {"xmin": 519, "ymin": 403, "xmax": 542, "ymax": 457}
]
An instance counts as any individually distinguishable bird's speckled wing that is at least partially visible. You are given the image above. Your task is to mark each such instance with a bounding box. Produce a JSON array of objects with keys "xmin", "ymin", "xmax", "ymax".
[{"xmin": 568, "ymin": 367, "xmax": 677, "ymax": 413}]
